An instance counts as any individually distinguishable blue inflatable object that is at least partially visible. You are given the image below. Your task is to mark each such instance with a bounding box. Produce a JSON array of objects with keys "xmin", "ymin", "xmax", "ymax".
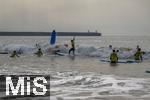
[{"xmin": 50, "ymin": 30, "xmax": 56, "ymax": 45}]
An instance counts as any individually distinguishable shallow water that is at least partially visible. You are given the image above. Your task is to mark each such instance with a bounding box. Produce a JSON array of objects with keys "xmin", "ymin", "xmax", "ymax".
[{"xmin": 0, "ymin": 36, "xmax": 150, "ymax": 100}]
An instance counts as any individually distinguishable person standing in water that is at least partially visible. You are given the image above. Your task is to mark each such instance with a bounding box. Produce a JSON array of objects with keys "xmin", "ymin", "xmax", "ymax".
[
  {"xmin": 109, "ymin": 45, "xmax": 112, "ymax": 49},
  {"xmin": 35, "ymin": 48, "xmax": 43, "ymax": 57},
  {"xmin": 69, "ymin": 37, "xmax": 75, "ymax": 55},
  {"xmin": 136, "ymin": 45, "xmax": 141, "ymax": 51},
  {"xmin": 134, "ymin": 48, "xmax": 143, "ymax": 61},
  {"xmin": 110, "ymin": 50, "xmax": 118, "ymax": 63}
]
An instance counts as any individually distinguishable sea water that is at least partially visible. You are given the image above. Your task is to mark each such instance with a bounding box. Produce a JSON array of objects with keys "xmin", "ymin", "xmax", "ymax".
[{"xmin": 0, "ymin": 36, "xmax": 150, "ymax": 100}]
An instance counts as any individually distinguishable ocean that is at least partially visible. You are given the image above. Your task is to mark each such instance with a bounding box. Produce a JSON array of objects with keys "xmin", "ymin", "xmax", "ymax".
[{"xmin": 0, "ymin": 36, "xmax": 150, "ymax": 100}]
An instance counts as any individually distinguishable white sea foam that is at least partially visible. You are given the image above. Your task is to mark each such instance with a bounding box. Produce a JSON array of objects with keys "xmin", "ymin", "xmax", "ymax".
[
  {"xmin": 50, "ymin": 71, "xmax": 150, "ymax": 100},
  {"xmin": 1, "ymin": 43, "xmax": 150, "ymax": 61}
]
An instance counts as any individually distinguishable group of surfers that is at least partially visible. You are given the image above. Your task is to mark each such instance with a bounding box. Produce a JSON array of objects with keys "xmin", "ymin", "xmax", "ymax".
[
  {"xmin": 110, "ymin": 45, "xmax": 144, "ymax": 63},
  {"xmin": 10, "ymin": 37, "xmax": 75, "ymax": 58},
  {"xmin": 10, "ymin": 38, "xmax": 144, "ymax": 63}
]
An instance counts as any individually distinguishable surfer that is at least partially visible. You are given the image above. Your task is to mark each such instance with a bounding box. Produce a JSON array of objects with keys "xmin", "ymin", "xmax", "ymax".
[
  {"xmin": 69, "ymin": 37, "xmax": 75, "ymax": 55},
  {"xmin": 136, "ymin": 45, "xmax": 140, "ymax": 50},
  {"xmin": 35, "ymin": 48, "xmax": 43, "ymax": 57},
  {"xmin": 10, "ymin": 50, "xmax": 19, "ymax": 58},
  {"xmin": 35, "ymin": 43, "xmax": 40, "ymax": 49},
  {"xmin": 116, "ymin": 50, "xmax": 119, "ymax": 53},
  {"xmin": 110, "ymin": 50, "xmax": 118, "ymax": 63},
  {"xmin": 109, "ymin": 45, "xmax": 112, "ymax": 49},
  {"xmin": 134, "ymin": 48, "xmax": 143, "ymax": 61}
]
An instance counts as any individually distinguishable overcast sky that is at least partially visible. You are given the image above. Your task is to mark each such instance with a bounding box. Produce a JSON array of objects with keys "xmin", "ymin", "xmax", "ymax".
[{"xmin": 0, "ymin": 0, "xmax": 150, "ymax": 35}]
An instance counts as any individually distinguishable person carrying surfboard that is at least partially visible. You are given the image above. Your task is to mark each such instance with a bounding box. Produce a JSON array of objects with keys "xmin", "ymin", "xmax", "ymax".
[
  {"xmin": 110, "ymin": 50, "xmax": 118, "ymax": 63},
  {"xmin": 69, "ymin": 37, "xmax": 75, "ymax": 55},
  {"xmin": 134, "ymin": 48, "xmax": 143, "ymax": 61}
]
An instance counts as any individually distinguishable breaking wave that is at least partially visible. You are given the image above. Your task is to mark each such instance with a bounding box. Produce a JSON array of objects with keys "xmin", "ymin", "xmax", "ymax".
[{"xmin": 0, "ymin": 43, "xmax": 150, "ymax": 60}]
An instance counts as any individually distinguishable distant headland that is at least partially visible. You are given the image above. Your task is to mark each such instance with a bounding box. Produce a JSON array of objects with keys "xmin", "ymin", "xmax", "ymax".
[{"xmin": 0, "ymin": 32, "xmax": 101, "ymax": 36}]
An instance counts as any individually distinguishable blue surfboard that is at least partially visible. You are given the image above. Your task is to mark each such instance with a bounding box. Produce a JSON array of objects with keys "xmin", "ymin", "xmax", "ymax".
[
  {"xmin": 100, "ymin": 59, "xmax": 137, "ymax": 64},
  {"xmin": 50, "ymin": 30, "xmax": 56, "ymax": 45}
]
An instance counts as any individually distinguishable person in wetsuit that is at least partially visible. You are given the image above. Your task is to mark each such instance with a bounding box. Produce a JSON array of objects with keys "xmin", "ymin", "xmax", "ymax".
[
  {"xmin": 69, "ymin": 37, "xmax": 75, "ymax": 55},
  {"xmin": 35, "ymin": 48, "xmax": 43, "ymax": 57},
  {"xmin": 110, "ymin": 50, "xmax": 118, "ymax": 63},
  {"xmin": 134, "ymin": 48, "xmax": 143, "ymax": 61},
  {"xmin": 10, "ymin": 50, "xmax": 19, "ymax": 58}
]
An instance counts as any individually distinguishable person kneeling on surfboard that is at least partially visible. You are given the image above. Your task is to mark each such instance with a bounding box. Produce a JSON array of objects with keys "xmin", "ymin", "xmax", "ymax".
[
  {"xmin": 134, "ymin": 48, "xmax": 143, "ymax": 61},
  {"xmin": 35, "ymin": 48, "xmax": 43, "ymax": 57},
  {"xmin": 110, "ymin": 50, "xmax": 118, "ymax": 63},
  {"xmin": 69, "ymin": 37, "xmax": 75, "ymax": 55},
  {"xmin": 10, "ymin": 50, "xmax": 19, "ymax": 58}
]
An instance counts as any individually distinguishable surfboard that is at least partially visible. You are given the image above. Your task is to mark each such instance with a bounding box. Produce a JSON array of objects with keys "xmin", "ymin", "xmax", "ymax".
[
  {"xmin": 55, "ymin": 52, "xmax": 69, "ymax": 56},
  {"xmin": 50, "ymin": 30, "xmax": 56, "ymax": 45},
  {"xmin": 48, "ymin": 30, "xmax": 58, "ymax": 55},
  {"xmin": 0, "ymin": 52, "xmax": 8, "ymax": 54},
  {"xmin": 55, "ymin": 52, "xmax": 76, "ymax": 57},
  {"xmin": 100, "ymin": 59, "xmax": 137, "ymax": 64}
]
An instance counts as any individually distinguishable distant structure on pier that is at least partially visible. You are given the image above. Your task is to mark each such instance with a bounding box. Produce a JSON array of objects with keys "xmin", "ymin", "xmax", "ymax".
[{"xmin": 0, "ymin": 32, "xmax": 101, "ymax": 36}]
